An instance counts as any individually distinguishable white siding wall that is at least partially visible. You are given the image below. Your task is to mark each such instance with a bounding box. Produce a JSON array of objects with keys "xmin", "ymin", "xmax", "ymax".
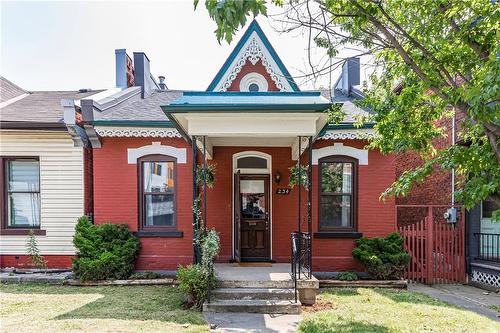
[{"xmin": 0, "ymin": 130, "xmax": 83, "ymax": 255}]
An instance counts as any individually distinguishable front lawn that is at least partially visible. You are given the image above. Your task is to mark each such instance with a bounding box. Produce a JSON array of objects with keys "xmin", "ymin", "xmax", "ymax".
[
  {"xmin": 0, "ymin": 283, "xmax": 208, "ymax": 333},
  {"xmin": 299, "ymin": 288, "xmax": 500, "ymax": 333}
]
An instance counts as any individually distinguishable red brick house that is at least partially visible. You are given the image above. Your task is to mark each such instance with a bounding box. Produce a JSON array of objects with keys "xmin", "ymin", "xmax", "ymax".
[{"xmin": 74, "ymin": 20, "xmax": 396, "ymax": 273}]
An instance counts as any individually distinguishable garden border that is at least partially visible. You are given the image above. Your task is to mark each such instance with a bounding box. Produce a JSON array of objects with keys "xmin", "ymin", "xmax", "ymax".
[{"xmin": 319, "ymin": 279, "xmax": 408, "ymax": 289}]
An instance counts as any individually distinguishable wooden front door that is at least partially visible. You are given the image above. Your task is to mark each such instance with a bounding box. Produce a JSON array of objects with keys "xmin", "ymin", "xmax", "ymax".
[{"xmin": 238, "ymin": 175, "xmax": 270, "ymax": 260}]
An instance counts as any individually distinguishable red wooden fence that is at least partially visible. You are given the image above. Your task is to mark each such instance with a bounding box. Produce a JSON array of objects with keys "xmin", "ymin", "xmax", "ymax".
[{"xmin": 397, "ymin": 205, "xmax": 466, "ymax": 284}]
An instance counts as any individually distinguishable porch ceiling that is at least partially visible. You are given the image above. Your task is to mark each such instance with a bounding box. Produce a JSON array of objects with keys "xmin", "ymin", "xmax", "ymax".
[{"xmin": 166, "ymin": 112, "xmax": 327, "ymax": 160}]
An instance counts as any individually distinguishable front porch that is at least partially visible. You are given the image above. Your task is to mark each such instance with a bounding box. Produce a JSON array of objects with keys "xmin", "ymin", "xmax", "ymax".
[{"xmin": 203, "ymin": 263, "xmax": 319, "ymax": 314}]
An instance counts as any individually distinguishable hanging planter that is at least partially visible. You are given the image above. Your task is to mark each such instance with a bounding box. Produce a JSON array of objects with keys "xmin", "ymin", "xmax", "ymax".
[
  {"xmin": 289, "ymin": 164, "xmax": 309, "ymax": 189},
  {"xmin": 196, "ymin": 163, "xmax": 216, "ymax": 189}
]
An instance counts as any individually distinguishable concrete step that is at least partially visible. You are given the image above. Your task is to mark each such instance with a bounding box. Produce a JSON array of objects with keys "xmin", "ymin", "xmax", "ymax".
[
  {"xmin": 217, "ymin": 279, "xmax": 294, "ymax": 289},
  {"xmin": 212, "ymin": 288, "xmax": 296, "ymax": 300},
  {"xmin": 203, "ymin": 299, "xmax": 302, "ymax": 314}
]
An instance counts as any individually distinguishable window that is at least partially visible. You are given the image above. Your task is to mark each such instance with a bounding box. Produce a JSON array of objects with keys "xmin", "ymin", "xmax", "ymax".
[
  {"xmin": 139, "ymin": 155, "xmax": 176, "ymax": 230},
  {"xmin": 239, "ymin": 72, "xmax": 269, "ymax": 92},
  {"xmin": 318, "ymin": 156, "xmax": 357, "ymax": 231},
  {"xmin": 248, "ymin": 83, "xmax": 260, "ymax": 92},
  {"xmin": 237, "ymin": 156, "xmax": 268, "ymax": 169},
  {"xmin": 1, "ymin": 158, "xmax": 41, "ymax": 230},
  {"xmin": 482, "ymin": 196, "xmax": 499, "ymax": 220}
]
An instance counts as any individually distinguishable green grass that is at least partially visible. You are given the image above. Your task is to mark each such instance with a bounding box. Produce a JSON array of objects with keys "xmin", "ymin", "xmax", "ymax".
[
  {"xmin": 0, "ymin": 283, "xmax": 208, "ymax": 333},
  {"xmin": 489, "ymin": 304, "xmax": 500, "ymax": 312},
  {"xmin": 299, "ymin": 288, "xmax": 500, "ymax": 333}
]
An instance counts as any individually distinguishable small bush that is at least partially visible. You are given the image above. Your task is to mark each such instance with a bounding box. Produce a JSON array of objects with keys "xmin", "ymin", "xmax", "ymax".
[
  {"xmin": 129, "ymin": 271, "xmax": 163, "ymax": 280},
  {"xmin": 337, "ymin": 272, "xmax": 358, "ymax": 281},
  {"xmin": 177, "ymin": 264, "xmax": 216, "ymax": 309},
  {"xmin": 26, "ymin": 229, "xmax": 47, "ymax": 270},
  {"xmin": 72, "ymin": 216, "xmax": 140, "ymax": 281},
  {"xmin": 177, "ymin": 229, "xmax": 220, "ymax": 309},
  {"xmin": 352, "ymin": 232, "xmax": 410, "ymax": 280}
]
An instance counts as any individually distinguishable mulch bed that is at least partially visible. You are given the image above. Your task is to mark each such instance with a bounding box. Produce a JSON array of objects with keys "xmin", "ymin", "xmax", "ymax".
[{"xmin": 302, "ymin": 298, "xmax": 336, "ymax": 313}]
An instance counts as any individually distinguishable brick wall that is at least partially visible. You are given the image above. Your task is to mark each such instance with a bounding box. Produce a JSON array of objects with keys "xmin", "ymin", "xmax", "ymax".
[
  {"xmin": 93, "ymin": 138, "xmax": 395, "ymax": 272},
  {"xmin": 84, "ymin": 147, "xmax": 93, "ymax": 216},
  {"xmin": 311, "ymin": 139, "xmax": 396, "ymax": 271},
  {"xmin": 93, "ymin": 137, "xmax": 193, "ymax": 270},
  {"xmin": 0, "ymin": 255, "xmax": 73, "ymax": 269},
  {"xmin": 226, "ymin": 60, "xmax": 279, "ymax": 91},
  {"xmin": 395, "ymin": 115, "xmax": 458, "ymax": 225}
]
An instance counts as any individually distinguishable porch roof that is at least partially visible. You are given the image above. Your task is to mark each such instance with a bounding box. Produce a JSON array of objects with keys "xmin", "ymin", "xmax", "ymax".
[
  {"xmin": 162, "ymin": 91, "xmax": 331, "ymax": 112},
  {"xmin": 161, "ymin": 91, "xmax": 332, "ymax": 160}
]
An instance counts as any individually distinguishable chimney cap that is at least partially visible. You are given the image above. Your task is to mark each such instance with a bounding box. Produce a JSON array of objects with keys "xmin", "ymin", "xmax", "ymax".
[{"xmin": 158, "ymin": 76, "xmax": 167, "ymax": 90}]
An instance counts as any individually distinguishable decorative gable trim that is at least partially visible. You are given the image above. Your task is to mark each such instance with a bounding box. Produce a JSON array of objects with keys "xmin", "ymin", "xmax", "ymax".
[
  {"xmin": 319, "ymin": 128, "xmax": 376, "ymax": 140},
  {"xmin": 95, "ymin": 126, "xmax": 181, "ymax": 138},
  {"xmin": 207, "ymin": 20, "xmax": 299, "ymax": 92},
  {"xmin": 128, "ymin": 142, "xmax": 187, "ymax": 164},
  {"xmin": 312, "ymin": 143, "xmax": 369, "ymax": 165}
]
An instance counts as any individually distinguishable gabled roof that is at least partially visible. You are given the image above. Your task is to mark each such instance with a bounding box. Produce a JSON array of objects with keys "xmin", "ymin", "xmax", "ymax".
[
  {"xmin": 0, "ymin": 89, "xmax": 102, "ymax": 125},
  {"xmin": 94, "ymin": 89, "xmax": 184, "ymax": 124},
  {"xmin": 207, "ymin": 20, "xmax": 300, "ymax": 92},
  {"xmin": 0, "ymin": 77, "xmax": 27, "ymax": 102}
]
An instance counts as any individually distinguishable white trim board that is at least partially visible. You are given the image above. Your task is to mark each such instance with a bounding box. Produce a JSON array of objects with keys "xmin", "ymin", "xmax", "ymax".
[
  {"xmin": 312, "ymin": 143, "xmax": 368, "ymax": 165},
  {"xmin": 127, "ymin": 142, "xmax": 187, "ymax": 164}
]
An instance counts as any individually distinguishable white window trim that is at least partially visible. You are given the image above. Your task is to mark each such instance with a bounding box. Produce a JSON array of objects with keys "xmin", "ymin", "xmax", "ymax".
[
  {"xmin": 239, "ymin": 72, "xmax": 269, "ymax": 92},
  {"xmin": 127, "ymin": 142, "xmax": 187, "ymax": 164},
  {"xmin": 312, "ymin": 143, "xmax": 368, "ymax": 165}
]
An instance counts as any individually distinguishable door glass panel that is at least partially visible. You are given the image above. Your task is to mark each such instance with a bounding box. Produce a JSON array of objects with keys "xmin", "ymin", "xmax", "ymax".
[{"xmin": 240, "ymin": 180, "xmax": 266, "ymax": 219}]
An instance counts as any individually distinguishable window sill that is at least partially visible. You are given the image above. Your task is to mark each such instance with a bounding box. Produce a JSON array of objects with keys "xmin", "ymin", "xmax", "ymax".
[
  {"xmin": 135, "ymin": 231, "xmax": 183, "ymax": 238},
  {"xmin": 1, "ymin": 229, "xmax": 46, "ymax": 236},
  {"xmin": 313, "ymin": 232, "xmax": 362, "ymax": 239}
]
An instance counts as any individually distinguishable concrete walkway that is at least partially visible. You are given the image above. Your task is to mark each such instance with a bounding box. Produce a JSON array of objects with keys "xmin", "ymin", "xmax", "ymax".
[
  {"xmin": 409, "ymin": 283, "xmax": 500, "ymax": 321},
  {"xmin": 204, "ymin": 312, "xmax": 299, "ymax": 333},
  {"xmin": 215, "ymin": 264, "xmax": 293, "ymax": 282}
]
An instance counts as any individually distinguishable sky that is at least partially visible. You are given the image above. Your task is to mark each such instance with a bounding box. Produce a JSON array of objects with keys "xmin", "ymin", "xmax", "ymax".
[{"xmin": 1, "ymin": 1, "xmax": 368, "ymax": 92}]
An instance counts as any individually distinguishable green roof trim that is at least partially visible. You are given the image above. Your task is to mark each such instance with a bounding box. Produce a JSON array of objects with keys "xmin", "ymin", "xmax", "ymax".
[
  {"xmin": 161, "ymin": 103, "xmax": 332, "ymax": 113},
  {"xmin": 92, "ymin": 120, "xmax": 174, "ymax": 127},
  {"xmin": 326, "ymin": 122, "xmax": 376, "ymax": 130}
]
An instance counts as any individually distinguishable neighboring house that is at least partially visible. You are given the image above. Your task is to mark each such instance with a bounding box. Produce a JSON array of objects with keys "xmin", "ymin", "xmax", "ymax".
[
  {"xmin": 0, "ymin": 77, "xmax": 105, "ymax": 268},
  {"xmin": 395, "ymin": 97, "xmax": 500, "ymax": 288},
  {"xmin": 78, "ymin": 20, "xmax": 395, "ymax": 272}
]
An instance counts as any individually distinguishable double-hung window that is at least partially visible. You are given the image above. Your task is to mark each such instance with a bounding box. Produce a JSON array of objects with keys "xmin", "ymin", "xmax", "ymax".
[
  {"xmin": 1, "ymin": 158, "xmax": 41, "ymax": 231},
  {"xmin": 318, "ymin": 156, "xmax": 357, "ymax": 231},
  {"xmin": 139, "ymin": 155, "xmax": 176, "ymax": 231}
]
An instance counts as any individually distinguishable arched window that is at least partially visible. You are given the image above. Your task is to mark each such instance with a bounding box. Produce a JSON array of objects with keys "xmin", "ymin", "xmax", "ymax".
[
  {"xmin": 138, "ymin": 154, "xmax": 177, "ymax": 231},
  {"xmin": 234, "ymin": 152, "xmax": 271, "ymax": 174},
  {"xmin": 239, "ymin": 72, "xmax": 269, "ymax": 92},
  {"xmin": 318, "ymin": 155, "xmax": 358, "ymax": 231}
]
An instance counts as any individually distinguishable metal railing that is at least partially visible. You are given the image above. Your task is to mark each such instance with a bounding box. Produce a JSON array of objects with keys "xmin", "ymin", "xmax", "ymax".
[
  {"xmin": 474, "ymin": 233, "xmax": 500, "ymax": 263},
  {"xmin": 291, "ymin": 231, "xmax": 312, "ymax": 303}
]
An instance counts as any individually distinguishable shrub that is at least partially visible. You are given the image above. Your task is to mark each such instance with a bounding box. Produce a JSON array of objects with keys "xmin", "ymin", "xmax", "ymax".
[
  {"xmin": 177, "ymin": 264, "xmax": 216, "ymax": 309},
  {"xmin": 177, "ymin": 229, "xmax": 220, "ymax": 309},
  {"xmin": 337, "ymin": 272, "xmax": 358, "ymax": 281},
  {"xmin": 72, "ymin": 216, "xmax": 140, "ymax": 281},
  {"xmin": 129, "ymin": 271, "xmax": 163, "ymax": 280},
  {"xmin": 352, "ymin": 232, "xmax": 410, "ymax": 280},
  {"xmin": 26, "ymin": 229, "xmax": 47, "ymax": 270}
]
